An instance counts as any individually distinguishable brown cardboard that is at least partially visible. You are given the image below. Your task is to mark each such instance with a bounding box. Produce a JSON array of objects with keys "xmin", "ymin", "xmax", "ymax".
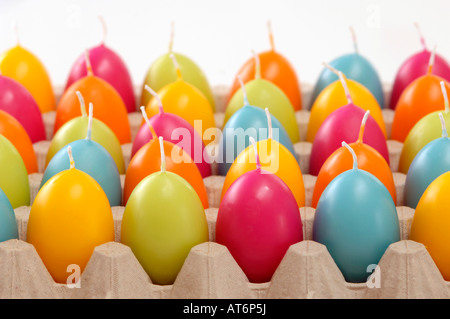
[
  {"xmin": 266, "ymin": 240, "xmax": 351, "ymax": 299},
  {"xmin": 170, "ymin": 242, "xmax": 253, "ymax": 299},
  {"xmin": 387, "ymin": 139, "xmax": 403, "ymax": 172},
  {"xmin": 33, "ymin": 140, "xmax": 51, "ymax": 173},
  {"xmin": 4, "ymin": 83, "xmax": 447, "ymax": 299},
  {"xmin": 362, "ymin": 240, "xmax": 449, "ymax": 299},
  {"xmin": 42, "ymin": 111, "xmax": 56, "ymax": 141},
  {"xmin": 294, "ymin": 141, "xmax": 312, "ymax": 174}
]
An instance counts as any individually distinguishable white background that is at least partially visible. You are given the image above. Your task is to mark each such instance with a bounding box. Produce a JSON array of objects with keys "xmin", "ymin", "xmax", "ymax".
[{"xmin": 1, "ymin": 0, "xmax": 449, "ymax": 92}]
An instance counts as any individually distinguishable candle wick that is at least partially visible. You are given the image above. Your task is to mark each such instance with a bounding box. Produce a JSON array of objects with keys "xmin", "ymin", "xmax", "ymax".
[
  {"xmin": 349, "ymin": 26, "xmax": 359, "ymax": 54},
  {"xmin": 67, "ymin": 145, "xmax": 75, "ymax": 169},
  {"xmin": 427, "ymin": 45, "xmax": 436, "ymax": 75},
  {"xmin": 440, "ymin": 81, "xmax": 450, "ymax": 112},
  {"xmin": 237, "ymin": 75, "xmax": 249, "ymax": 107},
  {"xmin": 168, "ymin": 21, "xmax": 175, "ymax": 53},
  {"xmin": 169, "ymin": 53, "xmax": 182, "ymax": 80},
  {"xmin": 99, "ymin": 15, "xmax": 107, "ymax": 45},
  {"xmin": 439, "ymin": 112, "xmax": 448, "ymax": 138},
  {"xmin": 338, "ymin": 71, "xmax": 353, "ymax": 105},
  {"xmin": 76, "ymin": 91, "xmax": 87, "ymax": 117},
  {"xmin": 357, "ymin": 110, "xmax": 370, "ymax": 143},
  {"xmin": 84, "ymin": 49, "xmax": 94, "ymax": 76},
  {"xmin": 12, "ymin": 20, "xmax": 20, "ymax": 46},
  {"xmin": 322, "ymin": 61, "xmax": 340, "ymax": 76},
  {"xmin": 265, "ymin": 108, "xmax": 273, "ymax": 140},
  {"xmin": 86, "ymin": 103, "xmax": 93, "ymax": 141},
  {"xmin": 251, "ymin": 50, "xmax": 261, "ymax": 80},
  {"xmin": 414, "ymin": 22, "xmax": 427, "ymax": 51},
  {"xmin": 159, "ymin": 136, "xmax": 166, "ymax": 173},
  {"xmin": 140, "ymin": 106, "xmax": 158, "ymax": 140},
  {"xmin": 145, "ymin": 84, "xmax": 164, "ymax": 114},
  {"xmin": 249, "ymin": 136, "xmax": 261, "ymax": 170},
  {"xmin": 342, "ymin": 141, "xmax": 358, "ymax": 170},
  {"xmin": 268, "ymin": 20, "xmax": 275, "ymax": 51}
]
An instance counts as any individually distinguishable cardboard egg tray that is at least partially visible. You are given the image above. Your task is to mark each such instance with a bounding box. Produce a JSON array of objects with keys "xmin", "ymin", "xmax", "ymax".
[{"xmin": 2, "ymin": 83, "xmax": 449, "ymax": 299}]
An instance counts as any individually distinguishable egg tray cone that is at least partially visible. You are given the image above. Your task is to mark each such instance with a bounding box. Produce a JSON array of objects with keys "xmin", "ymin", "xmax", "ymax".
[{"xmin": 3, "ymin": 83, "xmax": 447, "ymax": 299}]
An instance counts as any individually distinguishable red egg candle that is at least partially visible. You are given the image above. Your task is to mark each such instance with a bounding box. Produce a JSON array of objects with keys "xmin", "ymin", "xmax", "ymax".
[
  {"xmin": 123, "ymin": 107, "xmax": 208, "ymax": 208},
  {"xmin": 307, "ymin": 63, "xmax": 386, "ymax": 143},
  {"xmin": 216, "ymin": 136, "xmax": 303, "ymax": 283},
  {"xmin": 54, "ymin": 50, "xmax": 131, "ymax": 144},
  {"xmin": 132, "ymin": 85, "xmax": 211, "ymax": 177},
  {"xmin": 226, "ymin": 21, "xmax": 302, "ymax": 111},
  {"xmin": 309, "ymin": 72, "xmax": 389, "ymax": 176},
  {"xmin": 391, "ymin": 47, "xmax": 450, "ymax": 142},
  {"xmin": 0, "ymin": 74, "xmax": 46, "ymax": 143},
  {"xmin": 390, "ymin": 23, "xmax": 450, "ymax": 110},
  {"xmin": 312, "ymin": 110, "xmax": 396, "ymax": 208},
  {"xmin": 65, "ymin": 17, "xmax": 136, "ymax": 113}
]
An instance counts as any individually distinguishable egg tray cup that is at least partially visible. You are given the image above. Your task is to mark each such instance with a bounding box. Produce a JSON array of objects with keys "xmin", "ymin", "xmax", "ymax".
[{"xmin": 4, "ymin": 83, "xmax": 449, "ymax": 299}]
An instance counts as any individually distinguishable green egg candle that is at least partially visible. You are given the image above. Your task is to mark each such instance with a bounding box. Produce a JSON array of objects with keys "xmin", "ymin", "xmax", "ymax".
[{"xmin": 121, "ymin": 136, "xmax": 209, "ymax": 285}]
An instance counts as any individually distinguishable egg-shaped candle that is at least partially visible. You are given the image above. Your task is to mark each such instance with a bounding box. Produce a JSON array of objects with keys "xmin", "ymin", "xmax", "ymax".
[
  {"xmin": 307, "ymin": 63, "xmax": 386, "ymax": 143},
  {"xmin": 54, "ymin": 50, "xmax": 131, "ymax": 144},
  {"xmin": 309, "ymin": 72, "xmax": 389, "ymax": 176},
  {"xmin": 391, "ymin": 47, "xmax": 450, "ymax": 143},
  {"xmin": 46, "ymin": 91, "xmax": 125, "ymax": 174},
  {"xmin": 390, "ymin": 23, "xmax": 450, "ymax": 110},
  {"xmin": 313, "ymin": 142, "xmax": 400, "ymax": 283},
  {"xmin": 121, "ymin": 136, "xmax": 209, "ymax": 285},
  {"xmin": 309, "ymin": 27, "xmax": 384, "ymax": 109},
  {"xmin": 227, "ymin": 21, "xmax": 302, "ymax": 111},
  {"xmin": 218, "ymin": 75, "xmax": 295, "ymax": 176},
  {"xmin": 216, "ymin": 137, "xmax": 303, "ymax": 283},
  {"xmin": 41, "ymin": 103, "xmax": 122, "ymax": 206},
  {"xmin": 140, "ymin": 23, "xmax": 215, "ymax": 112},
  {"xmin": 132, "ymin": 85, "xmax": 211, "ymax": 178},
  {"xmin": 123, "ymin": 107, "xmax": 208, "ymax": 208},
  {"xmin": 27, "ymin": 146, "xmax": 114, "ymax": 284},
  {"xmin": 312, "ymin": 111, "xmax": 396, "ymax": 208},
  {"xmin": 399, "ymin": 81, "xmax": 450, "ymax": 174},
  {"xmin": 0, "ymin": 26, "xmax": 55, "ymax": 113},
  {"xmin": 225, "ymin": 52, "xmax": 300, "ymax": 144},
  {"xmin": 144, "ymin": 54, "xmax": 215, "ymax": 146}
]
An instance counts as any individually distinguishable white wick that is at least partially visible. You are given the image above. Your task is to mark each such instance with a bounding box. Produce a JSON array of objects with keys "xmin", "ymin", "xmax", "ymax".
[
  {"xmin": 349, "ymin": 26, "xmax": 359, "ymax": 54},
  {"xmin": 159, "ymin": 136, "xmax": 166, "ymax": 172},
  {"xmin": 68, "ymin": 145, "xmax": 75, "ymax": 169},
  {"xmin": 440, "ymin": 81, "xmax": 449, "ymax": 112},
  {"xmin": 342, "ymin": 141, "xmax": 358, "ymax": 170},
  {"xmin": 86, "ymin": 103, "xmax": 93, "ymax": 140},
  {"xmin": 251, "ymin": 49, "xmax": 261, "ymax": 79},
  {"xmin": 265, "ymin": 108, "xmax": 273, "ymax": 140},
  {"xmin": 249, "ymin": 136, "xmax": 261, "ymax": 170},
  {"xmin": 439, "ymin": 112, "xmax": 448, "ymax": 138},
  {"xmin": 145, "ymin": 85, "xmax": 164, "ymax": 114},
  {"xmin": 338, "ymin": 71, "xmax": 353, "ymax": 105},
  {"xmin": 76, "ymin": 91, "xmax": 87, "ymax": 117},
  {"xmin": 237, "ymin": 75, "xmax": 249, "ymax": 106},
  {"xmin": 98, "ymin": 15, "xmax": 107, "ymax": 44}
]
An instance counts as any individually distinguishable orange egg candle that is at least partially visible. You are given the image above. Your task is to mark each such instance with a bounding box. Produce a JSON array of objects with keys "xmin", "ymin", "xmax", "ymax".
[
  {"xmin": 391, "ymin": 47, "xmax": 450, "ymax": 142},
  {"xmin": 54, "ymin": 50, "xmax": 131, "ymax": 144},
  {"xmin": 312, "ymin": 110, "xmax": 396, "ymax": 208},
  {"xmin": 226, "ymin": 21, "xmax": 302, "ymax": 111},
  {"xmin": 0, "ymin": 110, "xmax": 37, "ymax": 174}
]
